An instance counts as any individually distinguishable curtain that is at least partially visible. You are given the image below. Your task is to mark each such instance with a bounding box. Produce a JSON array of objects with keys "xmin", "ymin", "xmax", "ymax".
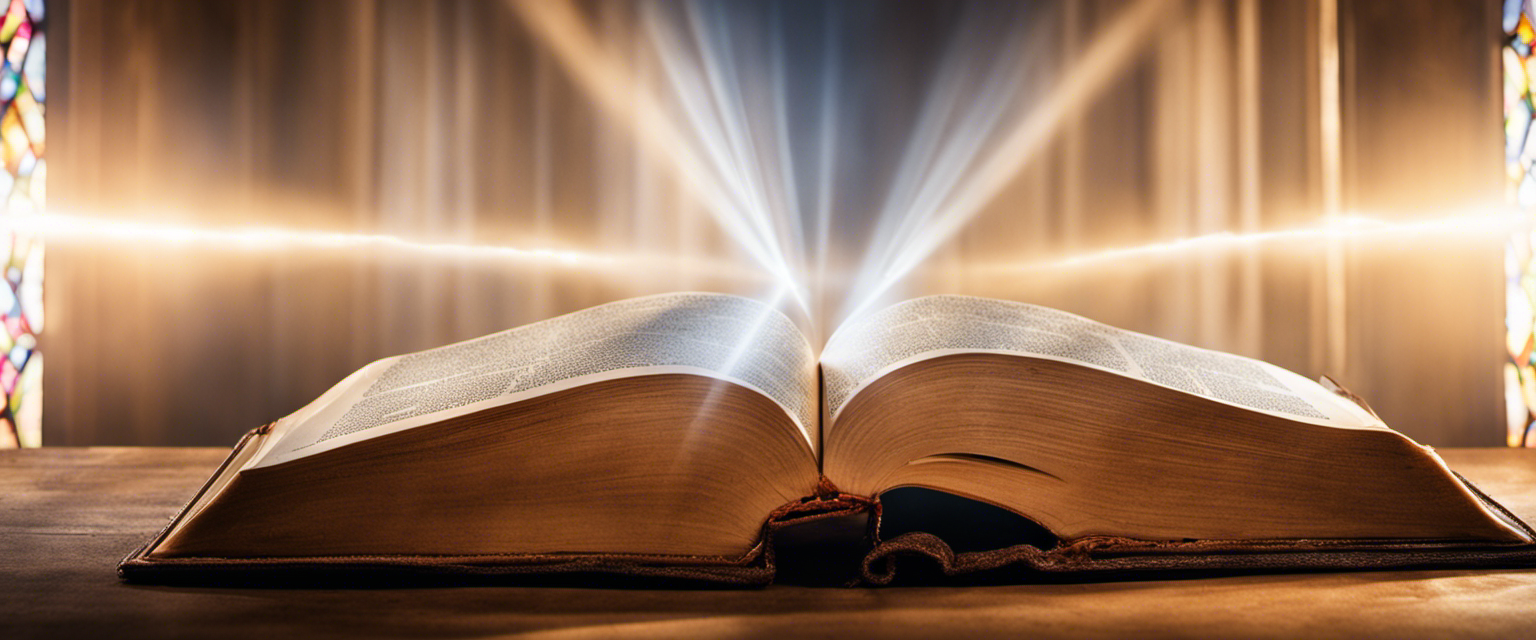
[{"xmin": 48, "ymin": 0, "xmax": 1504, "ymax": 445}]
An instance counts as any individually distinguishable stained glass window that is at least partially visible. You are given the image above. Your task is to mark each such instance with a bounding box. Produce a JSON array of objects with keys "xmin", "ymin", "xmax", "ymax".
[
  {"xmin": 0, "ymin": 0, "xmax": 40, "ymax": 449},
  {"xmin": 1506, "ymin": 0, "xmax": 1536, "ymax": 447}
]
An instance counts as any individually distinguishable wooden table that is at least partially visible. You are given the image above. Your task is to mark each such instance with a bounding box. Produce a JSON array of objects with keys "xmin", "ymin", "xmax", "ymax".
[{"xmin": 4, "ymin": 447, "xmax": 1536, "ymax": 639}]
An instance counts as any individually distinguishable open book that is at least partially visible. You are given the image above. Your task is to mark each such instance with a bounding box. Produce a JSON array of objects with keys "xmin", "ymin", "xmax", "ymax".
[{"xmin": 120, "ymin": 293, "xmax": 1536, "ymax": 585}]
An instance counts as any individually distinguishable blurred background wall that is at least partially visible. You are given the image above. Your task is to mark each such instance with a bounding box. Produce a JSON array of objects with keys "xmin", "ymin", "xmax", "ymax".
[{"xmin": 44, "ymin": 0, "xmax": 1506, "ymax": 446}]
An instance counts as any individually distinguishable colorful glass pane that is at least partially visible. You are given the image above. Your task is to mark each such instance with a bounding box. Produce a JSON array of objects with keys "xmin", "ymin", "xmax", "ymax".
[
  {"xmin": 1507, "ymin": 0, "xmax": 1536, "ymax": 447},
  {"xmin": 0, "ymin": 0, "xmax": 36, "ymax": 448}
]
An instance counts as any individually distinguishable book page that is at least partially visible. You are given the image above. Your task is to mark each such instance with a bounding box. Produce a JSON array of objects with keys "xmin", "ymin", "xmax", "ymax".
[
  {"xmin": 820, "ymin": 295, "xmax": 1383, "ymax": 429},
  {"xmin": 251, "ymin": 292, "xmax": 817, "ymax": 468}
]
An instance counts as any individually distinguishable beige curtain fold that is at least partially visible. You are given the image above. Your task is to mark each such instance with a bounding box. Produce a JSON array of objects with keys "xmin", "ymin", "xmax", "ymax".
[{"xmin": 49, "ymin": 0, "xmax": 1503, "ymax": 446}]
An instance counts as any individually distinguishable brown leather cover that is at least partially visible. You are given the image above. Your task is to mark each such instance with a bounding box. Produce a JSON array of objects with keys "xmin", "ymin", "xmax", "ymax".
[
  {"xmin": 858, "ymin": 473, "xmax": 1536, "ymax": 585},
  {"xmin": 120, "ymin": 414, "xmax": 1536, "ymax": 587},
  {"xmin": 116, "ymin": 426, "xmax": 877, "ymax": 586},
  {"xmin": 855, "ymin": 378, "xmax": 1536, "ymax": 585}
]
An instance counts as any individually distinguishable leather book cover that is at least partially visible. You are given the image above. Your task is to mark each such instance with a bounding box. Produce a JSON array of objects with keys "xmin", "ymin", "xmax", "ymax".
[
  {"xmin": 116, "ymin": 426, "xmax": 874, "ymax": 586},
  {"xmin": 121, "ymin": 413, "xmax": 1536, "ymax": 586},
  {"xmin": 857, "ymin": 476, "xmax": 1536, "ymax": 585},
  {"xmin": 858, "ymin": 380, "xmax": 1536, "ymax": 585}
]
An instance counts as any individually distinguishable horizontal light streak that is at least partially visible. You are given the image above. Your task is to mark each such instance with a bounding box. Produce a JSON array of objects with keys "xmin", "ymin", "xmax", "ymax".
[
  {"xmin": 0, "ymin": 212, "xmax": 768, "ymax": 278},
  {"xmin": 980, "ymin": 213, "xmax": 1528, "ymax": 274},
  {"xmin": 8, "ymin": 209, "xmax": 1517, "ymax": 319}
]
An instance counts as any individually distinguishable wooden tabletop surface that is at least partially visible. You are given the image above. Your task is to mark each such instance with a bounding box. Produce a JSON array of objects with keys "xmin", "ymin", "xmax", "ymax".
[{"xmin": 4, "ymin": 446, "xmax": 1536, "ymax": 639}]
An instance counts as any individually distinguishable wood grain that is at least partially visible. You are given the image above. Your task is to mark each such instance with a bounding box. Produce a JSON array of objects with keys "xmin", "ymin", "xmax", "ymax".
[{"xmin": 4, "ymin": 447, "xmax": 1536, "ymax": 639}]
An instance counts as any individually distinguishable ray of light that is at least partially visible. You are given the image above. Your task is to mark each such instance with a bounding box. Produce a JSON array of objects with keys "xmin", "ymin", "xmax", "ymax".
[
  {"xmin": 675, "ymin": 284, "xmax": 806, "ymax": 461},
  {"xmin": 809, "ymin": 2, "xmax": 842, "ymax": 341},
  {"xmin": 647, "ymin": 1, "xmax": 809, "ymax": 305},
  {"xmin": 848, "ymin": 5, "xmax": 1039, "ymax": 301},
  {"xmin": 508, "ymin": 0, "xmax": 809, "ymax": 311},
  {"xmin": 971, "ymin": 212, "xmax": 1528, "ymax": 275},
  {"xmin": 839, "ymin": 0, "xmax": 1179, "ymax": 328},
  {"xmin": 768, "ymin": 2, "xmax": 807, "ymax": 284},
  {"xmin": 0, "ymin": 211, "xmax": 769, "ymax": 277}
]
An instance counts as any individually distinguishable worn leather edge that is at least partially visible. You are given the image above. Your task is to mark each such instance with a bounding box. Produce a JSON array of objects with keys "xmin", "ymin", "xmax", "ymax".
[
  {"xmin": 857, "ymin": 460, "xmax": 1536, "ymax": 585},
  {"xmin": 859, "ymin": 470, "xmax": 1536, "ymax": 586},
  {"xmin": 859, "ymin": 376, "xmax": 1536, "ymax": 586},
  {"xmin": 859, "ymin": 531, "xmax": 1536, "ymax": 585},
  {"xmin": 117, "ymin": 436, "xmax": 875, "ymax": 587},
  {"xmin": 118, "ymin": 423, "xmax": 272, "ymax": 579}
]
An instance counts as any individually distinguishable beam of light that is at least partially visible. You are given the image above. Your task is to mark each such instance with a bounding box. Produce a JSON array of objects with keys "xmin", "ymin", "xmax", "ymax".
[
  {"xmin": 507, "ymin": 0, "xmax": 810, "ymax": 312},
  {"xmin": 673, "ymin": 284, "xmax": 807, "ymax": 463},
  {"xmin": 809, "ymin": 3, "xmax": 842, "ymax": 342},
  {"xmin": 840, "ymin": 0, "xmax": 1178, "ymax": 328},
  {"xmin": 646, "ymin": 2, "xmax": 809, "ymax": 307},
  {"xmin": 0, "ymin": 211, "xmax": 770, "ymax": 278},
  {"xmin": 1318, "ymin": 0, "xmax": 1347, "ymax": 375},
  {"xmin": 848, "ymin": 6, "xmax": 1040, "ymax": 302},
  {"xmin": 4, "ymin": 212, "xmax": 609, "ymax": 264},
  {"xmin": 768, "ymin": 2, "xmax": 807, "ymax": 289},
  {"xmin": 970, "ymin": 212, "xmax": 1530, "ymax": 275}
]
